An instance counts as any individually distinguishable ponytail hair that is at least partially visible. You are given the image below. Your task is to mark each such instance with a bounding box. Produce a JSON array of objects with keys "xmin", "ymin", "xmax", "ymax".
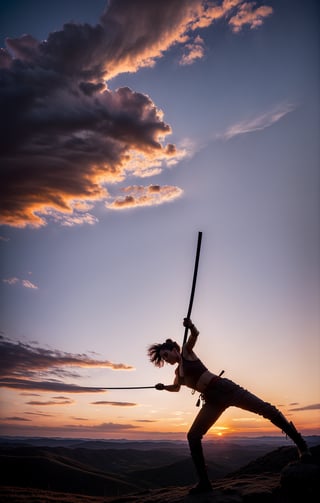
[{"xmin": 147, "ymin": 339, "xmax": 180, "ymax": 367}]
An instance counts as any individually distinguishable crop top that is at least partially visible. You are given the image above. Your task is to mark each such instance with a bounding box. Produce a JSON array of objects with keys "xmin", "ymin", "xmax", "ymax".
[{"xmin": 176, "ymin": 354, "xmax": 208, "ymax": 389}]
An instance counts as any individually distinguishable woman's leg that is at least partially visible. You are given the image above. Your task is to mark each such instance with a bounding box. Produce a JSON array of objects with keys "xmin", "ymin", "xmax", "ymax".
[
  {"xmin": 229, "ymin": 384, "xmax": 310, "ymax": 458},
  {"xmin": 187, "ymin": 401, "xmax": 226, "ymax": 493}
]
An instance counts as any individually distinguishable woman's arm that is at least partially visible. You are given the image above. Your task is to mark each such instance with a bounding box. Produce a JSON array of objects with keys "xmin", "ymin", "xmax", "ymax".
[
  {"xmin": 155, "ymin": 373, "xmax": 181, "ymax": 392},
  {"xmin": 183, "ymin": 318, "xmax": 199, "ymax": 352}
]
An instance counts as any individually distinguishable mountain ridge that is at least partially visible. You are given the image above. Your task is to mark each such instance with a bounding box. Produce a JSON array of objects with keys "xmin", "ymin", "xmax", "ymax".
[{"xmin": 0, "ymin": 438, "xmax": 319, "ymax": 502}]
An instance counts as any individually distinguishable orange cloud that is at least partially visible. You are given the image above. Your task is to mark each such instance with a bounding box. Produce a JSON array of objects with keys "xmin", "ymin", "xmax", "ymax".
[
  {"xmin": 3, "ymin": 416, "xmax": 31, "ymax": 422},
  {"xmin": 0, "ymin": 378, "xmax": 108, "ymax": 393},
  {"xmin": 100, "ymin": 1, "xmax": 272, "ymax": 77},
  {"xmin": 180, "ymin": 36, "xmax": 205, "ymax": 66},
  {"xmin": 66, "ymin": 422, "xmax": 141, "ymax": 432},
  {"xmin": 0, "ymin": 335, "xmax": 134, "ymax": 393},
  {"xmin": 90, "ymin": 401, "xmax": 137, "ymax": 407},
  {"xmin": 26, "ymin": 398, "xmax": 75, "ymax": 406},
  {"xmin": 0, "ymin": 0, "xmax": 273, "ymax": 229},
  {"xmin": 229, "ymin": 3, "xmax": 273, "ymax": 32},
  {"xmin": 107, "ymin": 185, "xmax": 183, "ymax": 210},
  {"xmin": 289, "ymin": 403, "xmax": 320, "ymax": 412}
]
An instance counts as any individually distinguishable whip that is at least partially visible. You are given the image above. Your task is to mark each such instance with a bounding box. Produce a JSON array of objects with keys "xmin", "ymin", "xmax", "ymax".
[{"xmin": 94, "ymin": 386, "xmax": 155, "ymax": 390}]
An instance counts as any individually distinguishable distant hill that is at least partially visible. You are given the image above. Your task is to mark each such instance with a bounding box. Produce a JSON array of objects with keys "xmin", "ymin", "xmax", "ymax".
[
  {"xmin": 0, "ymin": 438, "xmax": 319, "ymax": 502},
  {"xmin": 0, "ymin": 450, "xmax": 140, "ymax": 497},
  {"xmin": 0, "ymin": 444, "xmax": 188, "ymax": 474},
  {"xmin": 127, "ymin": 456, "xmax": 227, "ymax": 488}
]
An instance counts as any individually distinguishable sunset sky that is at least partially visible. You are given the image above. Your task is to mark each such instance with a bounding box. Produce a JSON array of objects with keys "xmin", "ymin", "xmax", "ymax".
[{"xmin": 0, "ymin": 0, "xmax": 319, "ymax": 441}]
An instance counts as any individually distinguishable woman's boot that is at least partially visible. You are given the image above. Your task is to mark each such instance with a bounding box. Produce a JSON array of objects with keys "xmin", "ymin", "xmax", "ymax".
[
  {"xmin": 189, "ymin": 443, "xmax": 213, "ymax": 494},
  {"xmin": 271, "ymin": 412, "xmax": 311, "ymax": 460}
]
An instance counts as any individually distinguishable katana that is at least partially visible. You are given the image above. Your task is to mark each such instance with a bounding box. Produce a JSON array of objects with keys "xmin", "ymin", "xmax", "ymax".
[{"xmin": 183, "ymin": 231, "xmax": 203, "ymax": 346}]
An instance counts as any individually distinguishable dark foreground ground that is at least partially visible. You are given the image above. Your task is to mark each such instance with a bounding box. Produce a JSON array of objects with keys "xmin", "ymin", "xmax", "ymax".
[{"xmin": 0, "ymin": 437, "xmax": 319, "ymax": 502}]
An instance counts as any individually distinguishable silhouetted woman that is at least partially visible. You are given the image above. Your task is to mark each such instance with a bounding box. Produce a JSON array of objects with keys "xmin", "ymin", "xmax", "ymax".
[{"xmin": 148, "ymin": 318, "xmax": 310, "ymax": 495}]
